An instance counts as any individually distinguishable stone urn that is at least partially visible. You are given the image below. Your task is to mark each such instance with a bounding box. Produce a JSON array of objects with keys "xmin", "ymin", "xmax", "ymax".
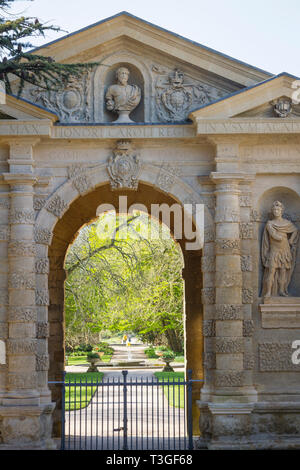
[
  {"xmin": 162, "ymin": 357, "xmax": 175, "ymax": 372},
  {"xmin": 158, "ymin": 351, "xmax": 175, "ymax": 372},
  {"xmin": 86, "ymin": 352, "xmax": 104, "ymax": 372}
]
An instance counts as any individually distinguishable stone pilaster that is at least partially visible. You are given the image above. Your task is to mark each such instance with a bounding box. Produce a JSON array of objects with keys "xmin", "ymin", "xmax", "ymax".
[
  {"xmin": 211, "ymin": 172, "xmax": 250, "ymax": 399},
  {"xmin": 0, "ymin": 140, "xmax": 55, "ymax": 449},
  {"xmin": 0, "ymin": 191, "xmax": 9, "ymax": 400},
  {"xmin": 197, "ymin": 139, "xmax": 257, "ymax": 449}
]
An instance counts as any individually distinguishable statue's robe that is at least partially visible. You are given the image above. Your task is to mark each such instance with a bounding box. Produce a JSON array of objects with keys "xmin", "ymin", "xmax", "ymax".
[
  {"xmin": 261, "ymin": 218, "xmax": 299, "ymax": 296},
  {"xmin": 106, "ymin": 84, "xmax": 141, "ymax": 112}
]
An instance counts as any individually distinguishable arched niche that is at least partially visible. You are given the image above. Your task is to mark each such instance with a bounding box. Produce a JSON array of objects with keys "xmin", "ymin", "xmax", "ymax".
[
  {"xmin": 256, "ymin": 186, "xmax": 300, "ymax": 297},
  {"xmin": 93, "ymin": 52, "xmax": 152, "ymax": 123}
]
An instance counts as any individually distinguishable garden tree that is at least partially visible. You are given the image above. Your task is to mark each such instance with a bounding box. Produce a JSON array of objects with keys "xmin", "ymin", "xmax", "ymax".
[
  {"xmin": 64, "ymin": 213, "xmax": 184, "ymax": 353},
  {"xmin": 0, "ymin": 0, "xmax": 97, "ymax": 95}
]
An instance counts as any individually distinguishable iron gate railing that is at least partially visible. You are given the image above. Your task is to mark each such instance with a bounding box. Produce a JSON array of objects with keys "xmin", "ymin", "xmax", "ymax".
[{"xmin": 50, "ymin": 370, "xmax": 202, "ymax": 451}]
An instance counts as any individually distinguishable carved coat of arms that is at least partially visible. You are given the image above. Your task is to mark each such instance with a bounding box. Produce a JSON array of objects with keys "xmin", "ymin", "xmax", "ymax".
[
  {"xmin": 29, "ymin": 71, "xmax": 92, "ymax": 122},
  {"xmin": 155, "ymin": 67, "xmax": 223, "ymax": 122},
  {"xmin": 107, "ymin": 141, "xmax": 140, "ymax": 190},
  {"xmin": 272, "ymin": 97, "xmax": 293, "ymax": 118}
]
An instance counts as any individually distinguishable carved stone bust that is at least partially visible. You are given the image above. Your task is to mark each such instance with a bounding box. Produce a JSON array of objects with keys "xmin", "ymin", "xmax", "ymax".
[
  {"xmin": 105, "ymin": 67, "xmax": 141, "ymax": 123},
  {"xmin": 261, "ymin": 200, "xmax": 299, "ymax": 297}
]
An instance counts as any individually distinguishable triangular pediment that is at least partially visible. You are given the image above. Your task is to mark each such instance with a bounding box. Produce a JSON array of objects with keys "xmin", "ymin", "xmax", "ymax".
[
  {"xmin": 32, "ymin": 12, "xmax": 271, "ymax": 87},
  {"xmin": 8, "ymin": 11, "xmax": 279, "ymax": 125},
  {"xmin": 0, "ymin": 94, "xmax": 58, "ymax": 121},
  {"xmin": 189, "ymin": 73, "xmax": 300, "ymax": 120}
]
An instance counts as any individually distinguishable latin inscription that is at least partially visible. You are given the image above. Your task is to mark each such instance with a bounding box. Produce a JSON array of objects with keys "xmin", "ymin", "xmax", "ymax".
[
  {"xmin": 52, "ymin": 125, "xmax": 195, "ymax": 139},
  {"xmin": 197, "ymin": 120, "xmax": 300, "ymax": 134}
]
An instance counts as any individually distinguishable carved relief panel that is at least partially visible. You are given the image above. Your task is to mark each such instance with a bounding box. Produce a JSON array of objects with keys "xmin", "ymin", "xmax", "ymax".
[
  {"xmin": 25, "ymin": 70, "xmax": 93, "ymax": 123},
  {"xmin": 152, "ymin": 65, "xmax": 227, "ymax": 122}
]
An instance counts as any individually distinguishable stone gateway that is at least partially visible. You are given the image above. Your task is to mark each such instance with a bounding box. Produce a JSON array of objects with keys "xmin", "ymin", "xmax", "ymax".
[{"xmin": 0, "ymin": 11, "xmax": 300, "ymax": 450}]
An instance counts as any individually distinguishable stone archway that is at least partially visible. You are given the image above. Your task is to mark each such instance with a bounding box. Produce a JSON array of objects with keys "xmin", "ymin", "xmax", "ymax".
[{"xmin": 37, "ymin": 173, "xmax": 211, "ymax": 438}]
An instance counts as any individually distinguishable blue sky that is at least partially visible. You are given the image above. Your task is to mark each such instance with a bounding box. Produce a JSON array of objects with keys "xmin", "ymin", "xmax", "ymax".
[{"xmin": 7, "ymin": 0, "xmax": 300, "ymax": 77}]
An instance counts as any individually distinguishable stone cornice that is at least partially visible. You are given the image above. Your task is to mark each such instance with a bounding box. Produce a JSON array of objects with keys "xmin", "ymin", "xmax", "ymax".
[{"xmin": 0, "ymin": 119, "xmax": 299, "ymax": 141}]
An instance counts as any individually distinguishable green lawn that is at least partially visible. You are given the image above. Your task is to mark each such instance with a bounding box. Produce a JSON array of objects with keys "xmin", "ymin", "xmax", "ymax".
[
  {"xmin": 154, "ymin": 372, "xmax": 185, "ymax": 409},
  {"xmin": 66, "ymin": 355, "xmax": 112, "ymax": 366},
  {"xmin": 65, "ymin": 372, "xmax": 104, "ymax": 411}
]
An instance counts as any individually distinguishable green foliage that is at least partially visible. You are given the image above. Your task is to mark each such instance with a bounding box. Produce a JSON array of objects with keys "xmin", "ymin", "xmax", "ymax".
[
  {"xmin": 0, "ymin": 0, "xmax": 98, "ymax": 95},
  {"xmin": 65, "ymin": 213, "xmax": 184, "ymax": 353},
  {"xmin": 144, "ymin": 347, "xmax": 158, "ymax": 358},
  {"xmin": 161, "ymin": 351, "xmax": 176, "ymax": 360},
  {"xmin": 65, "ymin": 372, "xmax": 103, "ymax": 410},
  {"xmin": 96, "ymin": 342, "xmax": 114, "ymax": 355},
  {"xmin": 86, "ymin": 351, "xmax": 100, "ymax": 359}
]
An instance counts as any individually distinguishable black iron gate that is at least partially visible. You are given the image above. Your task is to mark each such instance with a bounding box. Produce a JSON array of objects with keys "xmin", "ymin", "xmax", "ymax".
[{"xmin": 50, "ymin": 370, "xmax": 202, "ymax": 450}]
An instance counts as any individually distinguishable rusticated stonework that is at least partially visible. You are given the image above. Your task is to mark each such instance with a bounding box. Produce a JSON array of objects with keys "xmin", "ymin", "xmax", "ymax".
[
  {"xmin": 215, "ymin": 371, "xmax": 244, "ymax": 387},
  {"xmin": 244, "ymin": 353, "xmax": 255, "ymax": 370},
  {"xmin": 10, "ymin": 209, "xmax": 35, "ymax": 224},
  {"xmin": 215, "ymin": 337, "xmax": 244, "ymax": 354},
  {"xmin": 34, "ymin": 227, "xmax": 52, "ymax": 245},
  {"xmin": 9, "ymin": 307, "xmax": 37, "ymax": 323},
  {"xmin": 215, "ymin": 304, "xmax": 243, "ymax": 320},
  {"xmin": 239, "ymin": 222, "xmax": 254, "ymax": 239},
  {"xmin": 0, "ymin": 225, "xmax": 9, "ymax": 241},
  {"xmin": 68, "ymin": 164, "xmax": 92, "ymax": 195},
  {"xmin": 33, "ymin": 195, "xmax": 47, "ymax": 211},
  {"xmin": 46, "ymin": 195, "xmax": 68, "ymax": 218},
  {"xmin": 202, "ymin": 287, "xmax": 216, "ymax": 305},
  {"xmin": 259, "ymin": 342, "xmax": 300, "ymax": 371},
  {"xmin": 243, "ymin": 320, "xmax": 254, "ymax": 337},
  {"xmin": 9, "ymin": 241, "xmax": 36, "ymax": 257},
  {"xmin": 203, "ymin": 320, "xmax": 216, "ymax": 337},
  {"xmin": 241, "ymin": 255, "xmax": 252, "ymax": 272},
  {"xmin": 239, "ymin": 195, "xmax": 252, "ymax": 207},
  {"xmin": 36, "ymin": 322, "xmax": 49, "ymax": 339},
  {"xmin": 9, "ymin": 272, "xmax": 35, "ymax": 290},
  {"xmin": 216, "ymin": 272, "xmax": 242, "ymax": 288},
  {"xmin": 7, "ymin": 338, "xmax": 37, "ymax": 354},
  {"xmin": 242, "ymin": 288, "xmax": 253, "ymax": 304},
  {"xmin": 215, "ymin": 239, "xmax": 240, "ymax": 253},
  {"xmin": 201, "ymin": 256, "xmax": 215, "ymax": 273},
  {"xmin": 156, "ymin": 163, "xmax": 181, "ymax": 193},
  {"xmin": 36, "ymin": 354, "xmax": 49, "ymax": 371},
  {"xmin": 35, "ymin": 258, "xmax": 50, "ymax": 275},
  {"xmin": 35, "ymin": 290, "xmax": 49, "ymax": 306},
  {"xmin": 204, "ymin": 226, "xmax": 215, "ymax": 243},
  {"xmin": 0, "ymin": 289, "xmax": 9, "ymax": 306}
]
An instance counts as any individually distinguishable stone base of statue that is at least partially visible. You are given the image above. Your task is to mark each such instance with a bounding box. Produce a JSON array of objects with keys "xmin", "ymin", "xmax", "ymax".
[
  {"xmin": 260, "ymin": 296, "xmax": 300, "ymax": 328},
  {"xmin": 112, "ymin": 110, "xmax": 135, "ymax": 124}
]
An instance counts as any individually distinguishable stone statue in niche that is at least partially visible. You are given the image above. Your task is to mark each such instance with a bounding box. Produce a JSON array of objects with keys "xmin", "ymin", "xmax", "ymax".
[
  {"xmin": 105, "ymin": 67, "xmax": 141, "ymax": 123},
  {"xmin": 262, "ymin": 201, "xmax": 299, "ymax": 297}
]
